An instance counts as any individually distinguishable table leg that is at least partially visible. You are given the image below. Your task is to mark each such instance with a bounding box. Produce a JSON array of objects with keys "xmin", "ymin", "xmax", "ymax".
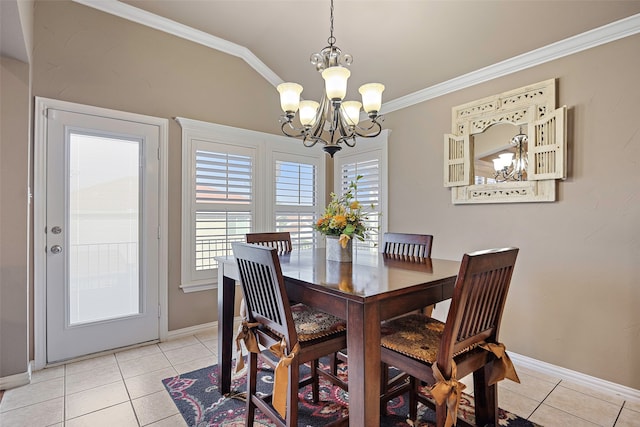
[
  {"xmin": 346, "ymin": 300, "xmax": 381, "ymax": 426},
  {"xmin": 217, "ymin": 270, "xmax": 236, "ymax": 395}
]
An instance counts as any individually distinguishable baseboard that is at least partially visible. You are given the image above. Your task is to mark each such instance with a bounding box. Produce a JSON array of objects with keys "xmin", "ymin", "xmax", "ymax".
[
  {"xmin": 0, "ymin": 366, "xmax": 31, "ymax": 391},
  {"xmin": 510, "ymin": 352, "xmax": 640, "ymax": 403}
]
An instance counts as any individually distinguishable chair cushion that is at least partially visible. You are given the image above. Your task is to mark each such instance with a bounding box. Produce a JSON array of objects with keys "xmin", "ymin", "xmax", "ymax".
[
  {"xmin": 291, "ymin": 303, "xmax": 346, "ymax": 342},
  {"xmin": 380, "ymin": 314, "xmax": 445, "ymax": 363}
]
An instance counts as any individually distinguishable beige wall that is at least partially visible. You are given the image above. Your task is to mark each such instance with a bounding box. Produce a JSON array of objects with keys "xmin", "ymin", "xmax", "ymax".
[
  {"xmin": 382, "ymin": 33, "xmax": 640, "ymax": 389},
  {"xmin": 31, "ymin": 0, "xmax": 283, "ymax": 334},
  {"xmin": 23, "ymin": 0, "xmax": 640, "ymax": 390},
  {"xmin": 0, "ymin": 56, "xmax": 30, "ymax": 378}
]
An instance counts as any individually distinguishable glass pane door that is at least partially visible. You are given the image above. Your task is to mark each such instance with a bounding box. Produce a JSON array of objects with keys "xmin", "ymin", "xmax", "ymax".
[{"xmin": 69, "ymin": 133, "xmax": 140, "ymax": 324}]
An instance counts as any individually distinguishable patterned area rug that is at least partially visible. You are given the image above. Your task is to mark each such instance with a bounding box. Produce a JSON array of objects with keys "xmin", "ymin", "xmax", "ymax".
[{"xmin": 162, "ymin": 358, "xmax": 540, "ymax": 427}]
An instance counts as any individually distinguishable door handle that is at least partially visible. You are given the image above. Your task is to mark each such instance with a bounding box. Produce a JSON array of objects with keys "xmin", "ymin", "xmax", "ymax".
[{"xmin": 50, "ymin": 245, "xmax": 63, "ymax": 254}]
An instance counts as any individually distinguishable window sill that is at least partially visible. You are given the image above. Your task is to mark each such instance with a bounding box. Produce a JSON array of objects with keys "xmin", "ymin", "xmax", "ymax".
[{"xmin": 179, "ymin": 282, "xmax": 217, "ymax": 293}]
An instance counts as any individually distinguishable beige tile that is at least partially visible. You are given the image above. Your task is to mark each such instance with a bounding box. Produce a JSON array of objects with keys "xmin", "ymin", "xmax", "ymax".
[
  {"xmin": 116, "ymin": 343, "xmax": 162, "ymax": 363},
  {"xmin": 65, "ymin": 363, "xmax": 122, "ymax": 395},
  {"xmin": 0, "ymin": 397, "xmax": 64, "ymax": 427},
  {"xmin": 200, "ymin": 338, "xmax": 218, "ymax": 353},
  {"xmin": 65, "ymin": 354, "xmax": 118, "ymax": 376},
  {"xmin": 615, "ymin": 407, "xmax": 640, "ymax": 427},
  {"xmin": 623, "ymin": 399, "xmax": 640, "ymax": 413},
  {"xmin": 65, "ymin": 401, "xmax": 138, "ymax": 427},
  {"xmin": 119, "ymin": 352, "xmax": 172, "ymax": 379},
  {"xmin": 158, "ymin": 336, "xmax": 200, "ymax": 352},
  {"xmin": 0, "ymin": 377, "xmax": 64, "ymax": 412},
  {"xmin": 559, "ymin": 379, "xmax": 626, "ymax": 406},
  {"xmin": 173, "ymin": 355, "xmax": 216, "ymax": 375},
  {"xmin": 498, "ymin": 370, "xmax": 557, "ymax": 402},
  {"xmin": 30, "ymin": 365, "xmax": 64, "ymax": 384},
  {"xmin": 65, "ymin": 380, "xmax": 129, "ymax": 419},
  {"xmin": 544, "ymin": 385, "xmax": 621, "ymax": 426},
  {"xmin": 514, "ymin": 364, "xmax": 562, "ymax": 385},
  {"xmin": 163, "ymin": 342, "xmax": 213, "ymax": 366},
  {"xmin": 124, "ymin": 366, "xmax": 178, "ymax": 399},
  {"xmin": 498, "ymin": 388, "xmax": 541, "ymax": 419},
  {"xmin": 132, "ymin": 390, "xmax": 180, "ymax": 426},
  {"xmin": 194, "ymin": 328, "xmax": 217, "ymax": 341},
  {"xmin": 146, "ymin": 413, "xmax": 189, "ymax": 427},
  {"xmin": 529, "ymin": 403, "xmax": 601, "ymax": 427}
]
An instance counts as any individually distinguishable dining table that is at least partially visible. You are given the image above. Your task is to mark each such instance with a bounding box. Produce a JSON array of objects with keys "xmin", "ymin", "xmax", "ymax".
[{"xmin": 216, "ymin": 248, "xmax": 460, "ymax": 426}]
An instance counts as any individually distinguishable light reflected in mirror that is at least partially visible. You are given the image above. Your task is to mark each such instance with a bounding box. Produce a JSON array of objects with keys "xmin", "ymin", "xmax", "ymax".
[{"xmin": 473, "ymin": 123, "xmax": 528, "ymax": 184}]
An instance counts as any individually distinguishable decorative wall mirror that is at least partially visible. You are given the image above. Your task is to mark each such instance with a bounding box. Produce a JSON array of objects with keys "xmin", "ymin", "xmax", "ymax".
[{"xmin": 444, "ymin": 79, "xmax": 567, "ymax": 204}]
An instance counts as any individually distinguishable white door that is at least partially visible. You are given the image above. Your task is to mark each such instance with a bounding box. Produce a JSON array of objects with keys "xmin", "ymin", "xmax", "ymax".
[{"xmin": 45, "ymin": 109, "xmax": 160, "ymax": 362}]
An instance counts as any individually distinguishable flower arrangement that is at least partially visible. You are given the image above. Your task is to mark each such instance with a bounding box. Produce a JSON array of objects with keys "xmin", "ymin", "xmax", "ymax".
[{"xmin": 314, "ymin": 175, "xmax": 373, "ymax": 248}]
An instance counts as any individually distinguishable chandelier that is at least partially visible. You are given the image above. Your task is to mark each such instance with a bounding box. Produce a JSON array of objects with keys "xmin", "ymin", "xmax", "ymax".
[
  {"xmin": 492, "ymin": 127, "xmax": 529, "ymax": 182},
  {"xmin": 276, "ymin": 0, "xmax": 385, "ymax": 157}
]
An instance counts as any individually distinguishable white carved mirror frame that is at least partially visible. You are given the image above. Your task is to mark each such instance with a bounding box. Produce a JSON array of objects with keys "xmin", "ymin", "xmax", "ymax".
[{"xmin": 444, "ymin": 79, "xmax": 567, "ymax": 204}]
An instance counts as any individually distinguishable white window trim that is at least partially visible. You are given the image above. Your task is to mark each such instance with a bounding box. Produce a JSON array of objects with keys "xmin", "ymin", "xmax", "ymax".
[
  {"xmin": 176, "ymin": 117, "xmax": 325, "ymax": 292},
  {"xmin": 332, "ymin": 130, "xmax": 390, "ymax": 249}
]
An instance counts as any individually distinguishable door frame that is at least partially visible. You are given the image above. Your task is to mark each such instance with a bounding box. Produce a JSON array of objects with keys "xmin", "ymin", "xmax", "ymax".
[{"xmin": 33, "ymin": 97, "xmax": 169, "ymax": 370}]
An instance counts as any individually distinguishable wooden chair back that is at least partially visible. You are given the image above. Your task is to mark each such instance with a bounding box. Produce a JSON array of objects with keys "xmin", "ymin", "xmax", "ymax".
[
  {"xmin": 437, "ymin": 247, "xmax": 519, "ymax": 376},
  {"xmin": 246, "ymin": 232, "xmax": 293, "ymax": 255},
  {"xmin": 382, "ymin": 232, "xmax": 433, "ymax": 258},
  {"xmin": 232, "ymin": 243, "xmax": 296, "ymax": 349}
]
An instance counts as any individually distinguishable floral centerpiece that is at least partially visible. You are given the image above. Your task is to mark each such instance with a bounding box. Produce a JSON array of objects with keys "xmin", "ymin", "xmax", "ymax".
[{"xmin": 313, "ymin": 175, "xmax": 373, "ymax": 250}]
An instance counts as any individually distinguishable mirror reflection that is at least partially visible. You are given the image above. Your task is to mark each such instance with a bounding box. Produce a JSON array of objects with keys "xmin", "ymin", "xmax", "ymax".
[{"xmin": 473, "ymin": 123, "xmax": 528, "ymax": 185}]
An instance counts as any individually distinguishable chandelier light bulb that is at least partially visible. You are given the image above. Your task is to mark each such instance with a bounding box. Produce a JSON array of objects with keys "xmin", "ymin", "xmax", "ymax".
[
  {"xmin": 341, "ymin": 101, "xmax": 362, "ymax": 126},
  {"xmin": 322, "ymin": 66, "xmax": 351, "ymax": 101},
  {"xmin": 299, "ymin": 100, "xmax": 320, "ymax": 126},
  {"xmin": 359, "ymin": 83, "xmax": 385, "ymax": 114},
  {"xmin": 277, "ymin": 82, "xmax": 303, "ymax": 113}
]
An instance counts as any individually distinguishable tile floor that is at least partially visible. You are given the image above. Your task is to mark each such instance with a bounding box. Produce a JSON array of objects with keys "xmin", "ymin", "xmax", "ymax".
[{"xmin": 1, "ymin": 327, "xmax": 638, "ymax": 427}]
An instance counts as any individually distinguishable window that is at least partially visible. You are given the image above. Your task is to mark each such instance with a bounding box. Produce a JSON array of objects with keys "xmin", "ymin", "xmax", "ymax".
[
  {"xmin": 333, "ymin": 130, "xmax": 389, "ymax": 251},
  {"xmin": 178, "ymin": 118, "xmax": 326, "ymax": 292},
  {"xmin": 194, "ymin": 149, "xmax": 253, "ymax": 272},
  {"xmin": 274, "ymin": 159, "xmax": 318, "ymax": 250}
]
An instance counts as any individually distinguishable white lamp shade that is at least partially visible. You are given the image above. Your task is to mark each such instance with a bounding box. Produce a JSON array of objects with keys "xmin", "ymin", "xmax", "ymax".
[
  {"xmin": 322, "ymin": 66, "xmax": 351, "ymax": 101},
  {"xmin": 277, "ymin": 82, "xmax": 303, "ymax": 113},
  {"xmin": 299, "ymin": 100, "xmax": 320, "ymax": 126},
  {"xmin": 499, "ymin": 152, "xmax": 514, "ymax": 166},
  {"xmin": 359, "ymin": 83, "xmax": 385, "ymax": 113},
  {"xmin": 493, "ymin": 158, "xmax": 503, "ymax": 171},
  {"xmin": 341, "ymin": 101, "xmax": 362, "ymax": 126}
]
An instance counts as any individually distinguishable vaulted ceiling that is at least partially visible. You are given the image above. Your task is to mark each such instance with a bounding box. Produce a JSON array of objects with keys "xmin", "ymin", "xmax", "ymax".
[
  {"xmin": 4, "ymin": 1, "xmax": 640, "ymax": 108},
  {"xmin": 117, "ymin": 0, "xmax": 640, "ymax": 105}
]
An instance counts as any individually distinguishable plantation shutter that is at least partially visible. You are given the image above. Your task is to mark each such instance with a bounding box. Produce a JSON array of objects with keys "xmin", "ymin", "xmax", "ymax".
[
  {"xmin": 444, "ymin": 133, "xmax": 472, "ymax": 187},
  {"xmin": 194, "ymin": 148, "xmax": 253, "ymax": 272},
  {"xmin": 527, "ymin": 106, "xmax": 567, "ymax": 181},
  {"xmin": 339, "ymin": 159, "xmax": 380, "ymax": 251},
  {"xmin": 274, "ymin": 160, "xmax": 317, "ymax": 249}
]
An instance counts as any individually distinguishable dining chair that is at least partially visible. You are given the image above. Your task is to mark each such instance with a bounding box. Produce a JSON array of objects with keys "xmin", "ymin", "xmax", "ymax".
[
  {"xmin": 379, "ymin": 247, "xmax": 520, "ymax": 427},
  {"xmin": 246, "ymin": 231, "xmax": 292, "ymax": 254},
  {"xmin": 382, "ymin": 232, "xmax": 433, "ymax": 259},
  {"xmin": 232, "ymin": 243, "xmax": 348, "ymax": 427},
  {"xmin": 382, "ymin": 232, "xmax": 434, "ymax": 317}
]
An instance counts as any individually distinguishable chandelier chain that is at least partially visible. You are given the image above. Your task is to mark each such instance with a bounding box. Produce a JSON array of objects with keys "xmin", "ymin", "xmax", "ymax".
[{"xmin": 328, "ymin": 0, "xmax": 335, "ymax": 46}]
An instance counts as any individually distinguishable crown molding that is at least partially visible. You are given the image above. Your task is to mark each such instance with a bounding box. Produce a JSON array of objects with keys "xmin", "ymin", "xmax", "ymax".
[
  {"xmin": 74, "ymin": 1, "xmax": 639, "ymax": 113},
  {"xmin": 382, "ymin": 12, "xmax": 640, "ymax": 114}
]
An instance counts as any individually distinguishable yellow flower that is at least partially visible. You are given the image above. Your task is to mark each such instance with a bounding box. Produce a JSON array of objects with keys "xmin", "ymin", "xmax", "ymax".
[
  {"xmin": 339, "ymin": 233, "xmax": 351, "ymax": 248},
  {"xmin": 332, "ymin": 215, "xmax": 347, "ymax": 228},
  {"xmin": 350, "ymin": 201, "xmax": 360, "ymax": 210}
]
